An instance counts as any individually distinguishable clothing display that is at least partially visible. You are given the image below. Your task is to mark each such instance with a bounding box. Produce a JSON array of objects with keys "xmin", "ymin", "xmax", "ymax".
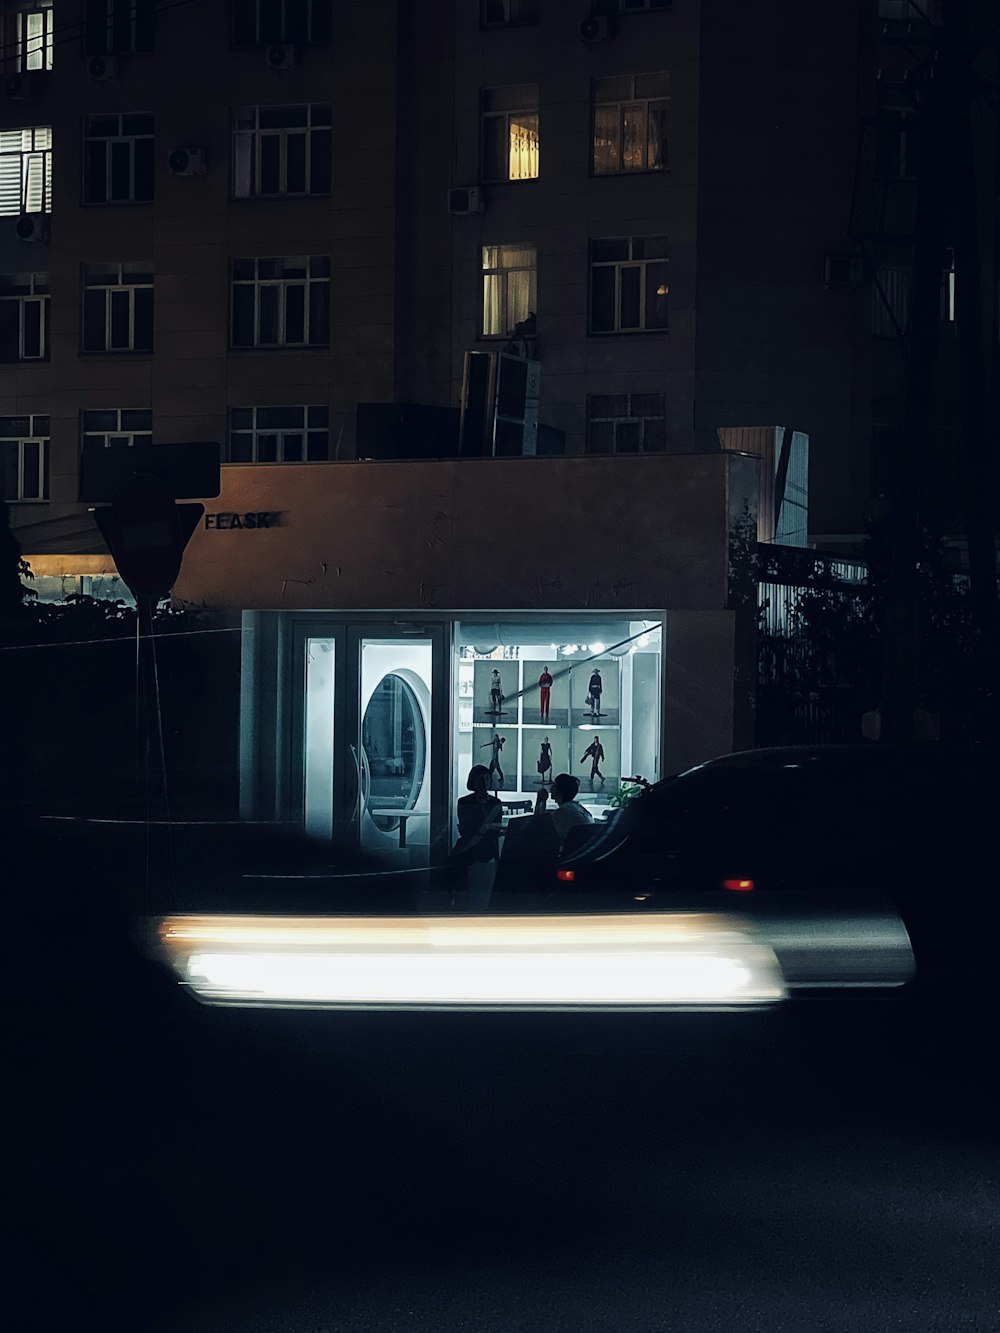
[
  {"xmin": 489, "ymin": 668, "xmax": 505, "ymax": 715},
  {"xmin": 538, "ymin": 667, "xmax": 553, "ymax": 721},
  {"xmin": 580, "ymin": 736, "xmax": 605, "ymax": 782},
  {"xmin": 536, "ymin": 738, "xmax": 553, "ymax": 781},
  {"xmin": 587, "ymin": 669, "xmax": 603, "ymax": 718},
  {"xmin": 481, "ymin": 732, "xmax": 505, "ymax": 784}
]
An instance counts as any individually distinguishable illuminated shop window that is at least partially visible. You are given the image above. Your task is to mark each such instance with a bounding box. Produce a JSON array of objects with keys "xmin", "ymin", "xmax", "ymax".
[{"xmin": 453, "ymin": 618, "xmax": 663, "ymax": 827}]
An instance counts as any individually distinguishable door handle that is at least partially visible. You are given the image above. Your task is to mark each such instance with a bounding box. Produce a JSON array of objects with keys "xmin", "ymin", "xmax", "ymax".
[{"xmin": 349, "ymin": 744, "xmax": 362, "ymax": 822}]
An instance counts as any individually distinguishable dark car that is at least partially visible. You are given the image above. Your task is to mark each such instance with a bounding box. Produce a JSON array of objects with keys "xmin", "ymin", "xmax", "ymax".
[{"xmin": 552, "ymin": 745, "xmax": 993, "ymax": 995}]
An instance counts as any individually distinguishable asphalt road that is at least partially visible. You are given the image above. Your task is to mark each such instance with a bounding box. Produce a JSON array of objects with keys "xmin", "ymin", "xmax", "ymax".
[{"xmin": 12, "ymin": 931, "xmax": 998, "ymax": 1333}]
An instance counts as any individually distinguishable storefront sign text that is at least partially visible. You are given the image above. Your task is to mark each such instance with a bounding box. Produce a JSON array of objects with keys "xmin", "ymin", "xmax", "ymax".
[{"xmin": 204, "ymin": 511, "xmax": 284, "ymax": 530}]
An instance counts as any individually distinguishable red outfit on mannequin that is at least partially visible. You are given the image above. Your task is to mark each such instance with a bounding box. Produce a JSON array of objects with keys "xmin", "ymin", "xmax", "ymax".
[{"xmin": 538, "ymin": 667, "xmax": 553, "ymax": 720}]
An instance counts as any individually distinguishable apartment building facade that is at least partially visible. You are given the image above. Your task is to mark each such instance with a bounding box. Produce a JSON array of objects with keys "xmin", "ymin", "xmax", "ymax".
[{"xmin": 2, "ymin": 0, "xmax": 994, "ymax": 852}]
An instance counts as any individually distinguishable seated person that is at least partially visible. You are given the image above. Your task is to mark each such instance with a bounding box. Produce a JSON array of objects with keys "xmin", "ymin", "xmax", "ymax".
[{"xmin": 535, "ymin": 772, "xmax": 594, "ymax": 846}]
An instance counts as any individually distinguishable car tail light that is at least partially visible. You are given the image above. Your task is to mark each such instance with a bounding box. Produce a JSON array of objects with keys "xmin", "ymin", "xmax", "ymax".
[
  {"xmin": 723, "ymin": 877, "xmax": 754, "ymax": 892},
  {"xmin": 557, "ymin": 868, "xmax": 576, "ymax": 882}
]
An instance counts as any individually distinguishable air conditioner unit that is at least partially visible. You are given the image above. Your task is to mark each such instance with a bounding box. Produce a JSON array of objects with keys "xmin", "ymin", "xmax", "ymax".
[
  {"xmin": 87, "ymin": 55, "xmax": 120, "ymax": 82},
  {"xmin": 4, "ymin": 72, "xmax": 38, "ymax": 101},
  {"xmin": 823, "ymin": 255, "xmax": 864, "ymax": 290},
  {"xmin": 448, "ymin": 186, "xmax": 485, "ymax": 215},
  {"xmin": 265, "ymin": 44, "xmax": 297, "ymax": 69},
  {"xmin": 580, "ymin": 16, "xmax": 612, "ymax": 42},
  {"xmin": 168, "ymin": 146, "xmax": 207, "ymax": 177},
  {"xmin": 15, "ymin": 214, "xmax": 48, "ymax": 244}
]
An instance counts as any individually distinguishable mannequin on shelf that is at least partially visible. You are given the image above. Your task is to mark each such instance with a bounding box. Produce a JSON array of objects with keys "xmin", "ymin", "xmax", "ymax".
[
  {"xmin": 537, "ymin": 665, "xmax": 553, "ymax": 721},
  {"xmin": 480, "ymin": 731, "xmax": 506, "ymax": 787},
  {"xmin": 587, "ymin": 667, "xmax": 604, "ymax": 718},
  {"xmin": 536, "ymin": 736, "xmax": 553, "ymax": 785},
  {"xmin": 488, "ymin": 667, "xmax": 506, "ymax": 716},
  {"xmin": 580, "ymin": 734, "xmax": 605, "ymax": 787}
]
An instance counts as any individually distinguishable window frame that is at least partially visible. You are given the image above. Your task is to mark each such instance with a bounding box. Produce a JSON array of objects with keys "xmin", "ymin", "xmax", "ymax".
[
  {"xmin": 231, "ymin": 0, "xmax": 332, "ymax": 48},
  {"xmin": 591, "ymin": 73, "xmax": 670, "ymax": 176},
  {"xmin": 481, "ymin": 243, "xmax": 537, "ymax": 339},
  {"xmin": 83, "ymin": 0, "xmax": 155, "ymax": 56},
  {"xmin": 232, "ymin": 104, "xmax": 332, "ymax": 199},
  {"xmin": 481, "ymin": 85, "xmax": 540, "ymax": 184},
  {"xmin": 586, "ymin": 392, "xmax": 667, "ymax": 455},
  {"xmin": 480, "ymin": 0, "xmax": 540, "ymax": 27},
  {"xmin": 0, "ymin": 414, "xmax": 49, "ymax": 502},
  {"xmin": 0, "ymin": 271, "xmax": 49, "ymax": 361},
  {"xmin": 588, "ymin": 236, "xmax": 669, "ymax": 334},
  {"xmin": 0, "ymin": 126, "xmax": 52, "ymax": 216},
  {"xmin": 5, "ymin": 1, "xmax": 54, "ymax": 73},
  {"xmin": 81, "ymin": 262, "xmax": 154, "ymax": 354},
  {"xmin": 83, "ymin": 113, "xmax": 155, "ymax": 205},
  {"xmin": 593, "ymin": 0, "xmax": 672, "ymax": 13},
  {"xmin": 230, "ymin": 256, "xmax": 331, "ymax": 349},
  {"xmin": 227, "ymin": 405, "xmax": 331, "ymax": 462},
  {"xmin": 81, "ymin": 407, "xmax": 153, "ymax": 452}
]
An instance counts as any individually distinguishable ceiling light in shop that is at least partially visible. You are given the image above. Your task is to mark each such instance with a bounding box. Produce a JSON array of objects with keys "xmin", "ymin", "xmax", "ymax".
[{"xmin": 589, "ymin": 642, "xmax": 606, "ymax": 654}]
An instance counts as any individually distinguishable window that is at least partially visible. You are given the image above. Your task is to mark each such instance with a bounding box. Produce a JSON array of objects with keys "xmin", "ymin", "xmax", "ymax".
[
  {"xmin": 0, "ymin": 127, "xmax": 52, "ymax": 215},
  {"xmin": 872, "ymin": 255, "xmax": 954, "ymax": 337},
  {"xmin": 592, "ymin": 73, "xmax": 669, "ymax": 175},
  {"xmin": 0, "ymin": 414, "xmax": 48, "ymax": 501},
  {"xmin": 878, "ymin": 0, "xmax": 943, "ymax": 21},
  {"xmin": 0, "ymin": 272, "xmax": 49, "ymax": 360},
  {"xmin": 82, "ymin": 262, "xmax": 153, "ymax": 353},
  {"xmin": 482, "ymin": 244, "xmax": 536, "ymax": 337},
  {"xmin": 3, "ymin": 2, "xmax": 54, "ymax": 72},
  {"xmin": 875, "ymin": 102, "xmax": 918, "ymax": 180},
  {"xmin": 482, "ymin": 85, "xmax": 539, "ymax": 183},
  {"xmin": 481, "ymin": 0, "xmax": 539, "ymax": 25},
  {"xmin": 228, "ymin": 405, "xmax": 330, "ymax": 462},
  {"xmin": 233, "ymin": 105, "xmax": 332, "ymax": 198},
  {"xmin": 231, "ymin": 256, "xmax": 330, "ymax": 348},
  {"xmin": 81, "ymin": 407, "xmax": 152, "ymax": 450},
  {"xmin": 84, "ymin": 114, "xmax": 154, "ymax": 204},
  {"xmin": 232, "ymin": 0, "xmax": 332, "ymax": 46},
  {"xmin": 84, "ymin": 0, "xmax": 154, "ymax": 55},
  {"xmin": 589, "ymin": 236, "xmax": 669, "ymax": 333},
  {"xmin": 587, "ymin": 394, "xmax": 666, "ymax": 453}
]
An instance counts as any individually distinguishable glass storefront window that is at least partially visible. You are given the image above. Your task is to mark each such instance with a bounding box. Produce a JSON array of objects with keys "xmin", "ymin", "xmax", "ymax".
[{"xmin": 453, "ymin": 617, "xmax": 663, "ymax": 831}]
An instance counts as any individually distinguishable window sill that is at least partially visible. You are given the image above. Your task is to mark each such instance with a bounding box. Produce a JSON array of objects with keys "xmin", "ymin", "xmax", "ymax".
[
  {"xmin": 79, "ymin": 349, "xmax": 153, "ymax": 357},
  {"xmin": 0, "ymin": 357, "xmax": 50, "ymax": 365},
  {"xmin": 81, "ymin": 199, "xmax": 155, "ymax": 208},
  {"xmin": 4, "ymin": 496, "xmax": 48, "ymax": 504},
  {"xmin": 480, "ymin": 177, "xmax": 540, "ymax": 187},
  {"xmin": 587, "ymin": 328, "xmax": 669, "ymax": 337},
  {"xmin": 231, "ymin": 193, "xmax": 333, "ymax": 203},
  {"xmin": 590, "ymin": 168, "xmax": 670, "ymax": 180},
  {"xmin": 228, "ymin": 343, "xmax": 331, "ymax": 353}
]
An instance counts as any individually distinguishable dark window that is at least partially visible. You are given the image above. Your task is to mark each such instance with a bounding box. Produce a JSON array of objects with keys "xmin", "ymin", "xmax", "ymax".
[
  {"xmin": 481, "ymin": 0, "xmax": 539, "ymax": 25},
  {"xmin": 84, "ymin": 114, "xmax": 154, "ymax": 204},
  {"xmin": 232, "ymin": 0, "xmax": 331, "ymax": 47},
  {"xmin": 587, "ymin": 392, "xmax": 666, "ymax": 454},
  {"xmin": 85, "ymin": 0, "xmax": 155, "ymax": 55},
  {"xmin": 0, "ymin": 272, "xmax": 49, "ymax": 361},
  {"xmin": 589, "ymin": 236, "xmax": 669, "ymax": 333}
]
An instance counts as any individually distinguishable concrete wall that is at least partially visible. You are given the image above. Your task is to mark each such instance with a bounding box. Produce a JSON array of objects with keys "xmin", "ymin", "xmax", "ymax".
[{"xmin": 171, "ymin": 452, "xmax": 751, "ymax": 614}]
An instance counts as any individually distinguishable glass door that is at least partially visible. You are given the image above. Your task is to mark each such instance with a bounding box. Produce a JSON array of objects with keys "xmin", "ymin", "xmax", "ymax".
[{"xmin": 301, "ymin": 621, "xmax": 446, "ymax": 867}]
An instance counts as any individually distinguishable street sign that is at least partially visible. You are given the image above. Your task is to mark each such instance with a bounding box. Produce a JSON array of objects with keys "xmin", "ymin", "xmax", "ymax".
[{"xmin": 93, "ymin": 471, "xmax": 203, "ymax": 601}]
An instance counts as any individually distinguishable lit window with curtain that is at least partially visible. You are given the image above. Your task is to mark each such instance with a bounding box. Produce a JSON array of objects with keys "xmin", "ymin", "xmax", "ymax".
[
  {"xmin": 482, "ymin": 244, "xmax": 536, "ymax": 337},
  {"xmin": 592, "ymin": 73, "xmax": 669, "ymax": 175},
  {"xmin": 0, "ymin": 127, "xmax": 52, "ymax": 215},
  {"xmin": 482, "ymin": 85, "xmax": 539, "ymax": 183}
]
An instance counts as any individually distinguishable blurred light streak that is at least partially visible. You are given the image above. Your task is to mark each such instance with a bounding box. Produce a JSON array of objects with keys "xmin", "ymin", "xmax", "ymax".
[{"xmin": 157, "ymin": 913, "xmax": 787, "ymax": 1010}]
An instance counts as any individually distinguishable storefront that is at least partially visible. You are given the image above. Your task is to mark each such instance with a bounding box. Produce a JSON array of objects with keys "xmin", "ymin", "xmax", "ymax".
[{"xmin": 169, "ymin": 452, "xmax": 757, "ymax": 862}]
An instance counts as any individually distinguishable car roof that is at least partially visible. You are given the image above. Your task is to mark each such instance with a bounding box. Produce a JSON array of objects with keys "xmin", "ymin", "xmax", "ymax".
[{"xmin": 668, "ymin": 743, "xmax": 987, "ymax": 784}]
